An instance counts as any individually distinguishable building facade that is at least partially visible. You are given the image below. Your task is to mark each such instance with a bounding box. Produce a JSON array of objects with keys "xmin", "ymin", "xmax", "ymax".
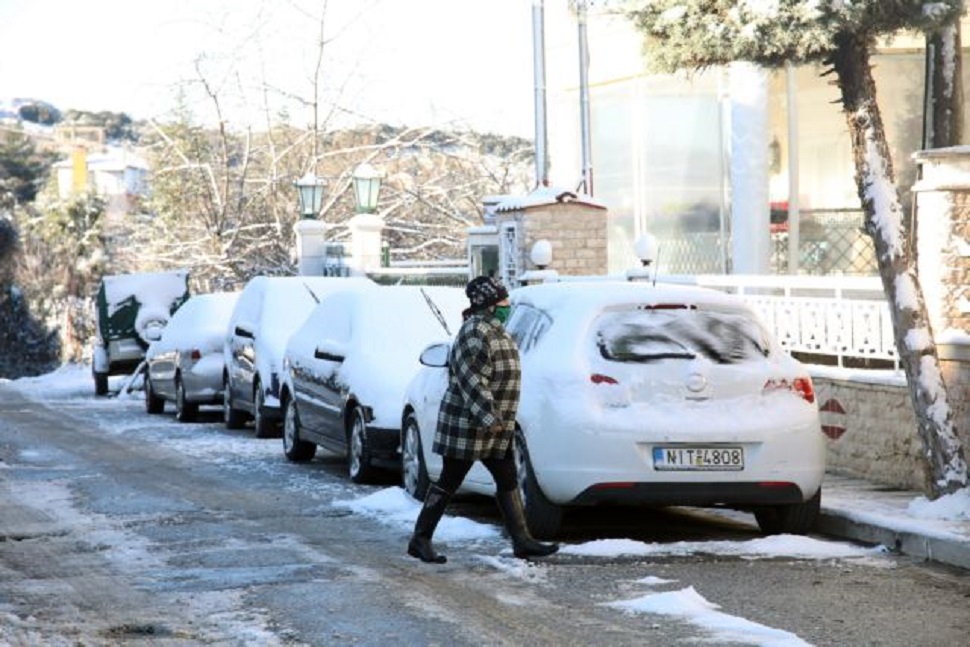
[{"xmin": 541, "ymin": 6, "xmax": 970, "ymax": 277}]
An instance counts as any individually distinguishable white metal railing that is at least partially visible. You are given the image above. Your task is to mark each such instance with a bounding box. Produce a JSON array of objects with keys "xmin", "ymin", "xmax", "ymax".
[
  {"xmin": 659, "ymin": 274, "xmax": 897, "ymax": 368},
  {"xmin": 366, "ymin": 264, "xmax": 898, "ymax": 369}
]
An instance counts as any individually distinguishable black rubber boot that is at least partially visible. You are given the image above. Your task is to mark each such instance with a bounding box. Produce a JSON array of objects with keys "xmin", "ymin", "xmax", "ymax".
[
  {"xmin": 496, "ymin": 488, "xmax": 560, "ymax": 559},
  {"xmin": 407, "ymin": 484, "xmax": 451, "ymax": 564}
]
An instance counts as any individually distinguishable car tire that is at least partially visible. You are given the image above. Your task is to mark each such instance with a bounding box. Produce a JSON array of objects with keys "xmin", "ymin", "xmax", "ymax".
[
  {"xmin": 348, "ymin": 406, "xmax": 378, "ymax": 485},
  {"xmin": 514, "ymin": 429, "xmax": 563, "ymax": 540},
  {"xmin": 283, "ymin": 397, "xmax": 316, "ymax": 462},
  {"xmin": 94, "ymin": 371, "xmax": 109, "ymax": 396},
  {"xmin": 144, "ymin": 375, "xmax": 164, "ymax": 414},
  {"xmin": 754, "ymin": 488, "xmax": 822, "ymax": 535},
  {"xmin": 254, "ymin": 382, "xmax": 278, "ymax": 439},
  {"xmin": 401, "ymin": 413, "xmax": 430, "ymax": 501},
  {"xmin": 174, "ymin": 375, "xmax": 198, "ymax": 423},
  {"xmin": 223, "ymin": 375, "xmax": 246, "ymax": 430}
]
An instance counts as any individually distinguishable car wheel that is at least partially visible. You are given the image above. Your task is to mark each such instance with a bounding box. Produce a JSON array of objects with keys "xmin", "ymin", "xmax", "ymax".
[
  {"xmin": 144, "ymin": 375, "xmax": 164, "ymax": 414},
  {"xmin": 514, "ymin": 429, "xmax": 563, "ymax": 540},
  {"xmin": 348, "ymin": 407, "xmax": 378, "ymax": 484},
  {"xmin": 283, "ymin": 397, "xmax": 316, "ymax": 463},
  {"xmin": 94, "ymin": 371, "xmax": 109, "ymax": 396},
  {"xmin": 254, "ymin": 382, "xmax": 278, "ymax": 439},
  {"xmin": 223, "ymin": 375, "xmax": 246, "ymax": 430},
  {"xmin": 754, "ymin": 488, "xmax": 822, "ymax": 535},
  {"xmin": 174, "ymin": 375, "xmax": 198, "ymax": 423},
  {"xmin": 401, "ymin": 413, "xmax": 430, "ymax": 501}
]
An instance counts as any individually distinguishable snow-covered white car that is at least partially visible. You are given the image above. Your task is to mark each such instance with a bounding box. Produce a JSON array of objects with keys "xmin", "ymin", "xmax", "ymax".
[
  {"xmin": 144, "ymin": 291, "xmax": 241, "ymax": 422},
  {"xmin": 281, "ymin": 285, "xmax": 466, "ymax": 484},
  {"xmin": 223, "ymin": 276, "xmax": 376, "ymax": 438},
  {"xmin": 401, "ymin": 280, "xmax": 826, "ymax": 538}
]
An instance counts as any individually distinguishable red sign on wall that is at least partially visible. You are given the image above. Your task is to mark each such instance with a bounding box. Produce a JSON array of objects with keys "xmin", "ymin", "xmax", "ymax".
[{"xmin": 820, "ymin": 398, "xmax": 847, "ymax": 440}]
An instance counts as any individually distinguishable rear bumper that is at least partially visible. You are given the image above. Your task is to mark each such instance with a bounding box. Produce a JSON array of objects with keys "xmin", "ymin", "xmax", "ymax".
[
  {"xmin": 104, "ymin": 358, "xmax": 144, "ymax": 377},
  {"xmin": 527, "ymin": 410, "xmax": 826, "ymax": 505},
  {"xmin": 106, "ymin": 339, "xmax": 147, "ymax": 370},
  {"xmin": 572, "ymin": 481, "xmax": 809, "ymax": 507}
]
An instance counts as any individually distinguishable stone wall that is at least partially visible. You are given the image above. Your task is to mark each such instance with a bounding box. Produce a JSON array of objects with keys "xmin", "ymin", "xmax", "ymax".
[{"xmin": 812, "ymin": 372, "xmax": 931, "ymax": 493}]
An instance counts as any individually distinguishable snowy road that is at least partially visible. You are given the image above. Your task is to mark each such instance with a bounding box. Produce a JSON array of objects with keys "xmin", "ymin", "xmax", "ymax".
[{"xmin": 1, "ymin": 369, "xmax": 968, "ymax": 646}]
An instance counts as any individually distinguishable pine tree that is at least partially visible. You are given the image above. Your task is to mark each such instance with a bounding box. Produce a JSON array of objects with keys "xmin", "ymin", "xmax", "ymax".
[
  {"xmin": 0, "ymin": 128, "xmax": 56, "ymax": 208},
  {"xmin": 625, "ymin": 0, "xmax": 968, "ymax": 496}
]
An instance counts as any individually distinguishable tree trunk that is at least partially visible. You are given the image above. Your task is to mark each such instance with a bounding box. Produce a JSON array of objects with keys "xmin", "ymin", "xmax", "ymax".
[
  {"xmin": 924, "ymin": 20, "xmax": 964, "ymax": 149},
  {"xmin": 832, "ymin": 33, "xmax": 968, "ymax": 497}
]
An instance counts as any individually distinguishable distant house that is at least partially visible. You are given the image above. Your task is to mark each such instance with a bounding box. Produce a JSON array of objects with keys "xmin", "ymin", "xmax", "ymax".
[{"xmin": 53, "ymin": 147, "xmax": 148, "ymax": 215}]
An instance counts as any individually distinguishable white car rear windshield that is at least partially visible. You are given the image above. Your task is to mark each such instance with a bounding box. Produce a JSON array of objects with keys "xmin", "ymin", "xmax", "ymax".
[{"xmin": 595, "ymin": 306, "xmax": 770, "ymax": 365}]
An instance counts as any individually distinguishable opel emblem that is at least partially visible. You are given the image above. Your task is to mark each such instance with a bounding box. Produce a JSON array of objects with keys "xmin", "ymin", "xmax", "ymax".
[{"xmin": 685, "ymin": 372, "xmax": 707, "ymax": 393}]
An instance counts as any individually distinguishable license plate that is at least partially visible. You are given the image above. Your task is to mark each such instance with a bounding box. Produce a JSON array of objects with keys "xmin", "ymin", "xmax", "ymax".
[{"xmin": 653, "ymin": 446, "xmax": 744, "ymax": 471}]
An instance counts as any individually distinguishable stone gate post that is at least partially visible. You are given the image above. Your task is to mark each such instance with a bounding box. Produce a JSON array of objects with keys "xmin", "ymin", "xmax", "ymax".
[{"xmin": 913, "ymin": 146, "xmax": 970, "ymax": 450}]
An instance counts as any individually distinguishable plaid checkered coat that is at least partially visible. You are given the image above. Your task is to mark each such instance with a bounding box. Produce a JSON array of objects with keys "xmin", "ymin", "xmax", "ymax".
[{"xmin": 432, "ymin": 312, "xmax": 521, "ymax": 460}]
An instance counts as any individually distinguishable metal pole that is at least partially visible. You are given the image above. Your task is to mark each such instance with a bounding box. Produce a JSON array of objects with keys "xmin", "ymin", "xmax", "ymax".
[
  {"xmin": 922, "ymin": 42, "xmax": 936, "ymax": 150},
  {"xmin": 786, "ymin": 63, "xmax": 801, "ymax": 274},
  {"xmin": 576, "ymin": 0, "xmax": 593, "ymax": 196},
  {"xmin": 532, "ymin": 0, "xmax": 549, "ymax": 187}
]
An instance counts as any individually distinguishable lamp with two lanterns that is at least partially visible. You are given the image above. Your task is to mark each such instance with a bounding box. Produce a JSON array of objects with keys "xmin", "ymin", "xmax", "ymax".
[
  {"xmin": 293, "ymin": 163, "xmax": 384, "ymax": 219},
  {"xmin": 292, "ymin": 163, "xmax": 386, "ymax": 275}
]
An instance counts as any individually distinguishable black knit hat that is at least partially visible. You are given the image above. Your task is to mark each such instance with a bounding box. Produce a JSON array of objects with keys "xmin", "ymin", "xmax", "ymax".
[{"xmin": 465, "ymin": 276, "xmax": 509, "ymax": 310}]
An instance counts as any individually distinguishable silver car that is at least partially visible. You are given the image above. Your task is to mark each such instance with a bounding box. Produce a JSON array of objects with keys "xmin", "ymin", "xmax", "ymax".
[{"xmin": 145, "ymin": 291, "xmax": 240, "ymax": 422}]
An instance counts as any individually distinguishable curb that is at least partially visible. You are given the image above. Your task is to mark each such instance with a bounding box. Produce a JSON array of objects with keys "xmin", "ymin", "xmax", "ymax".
[{"xmin": 816, "ymin": 509, "xmax": 970, "ymax": 571}]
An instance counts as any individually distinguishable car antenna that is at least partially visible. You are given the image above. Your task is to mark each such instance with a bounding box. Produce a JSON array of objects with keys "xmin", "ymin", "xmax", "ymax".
[
  {"xmin": 420, "ymin": 287, "xmax": 451, "ymax": 337},
  {"xmin": 303, "ymin": 282, "xmax": 320, "ymax": 304}
]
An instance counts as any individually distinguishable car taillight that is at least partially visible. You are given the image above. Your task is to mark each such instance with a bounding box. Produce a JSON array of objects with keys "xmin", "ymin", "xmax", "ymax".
[
  {"xmin": 763, "ymin": 376, "xmax": 815, "ymax": 404},
  {"xmin": 793, "ymin": 377, "xmax": 815, "ymax": 404},
  {"xmin": 590, "ymin": 373, "xmax": 618, "ymax": 385},
  {"xmin": 190, "ymin": 349, "xmax": 202, "ymax": 361}
]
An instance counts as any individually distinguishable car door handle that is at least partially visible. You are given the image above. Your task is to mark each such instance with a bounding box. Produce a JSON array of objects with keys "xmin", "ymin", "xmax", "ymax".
[{"xmin": 314, "ymin": 350, "xmax": 345, "ymax": 362}]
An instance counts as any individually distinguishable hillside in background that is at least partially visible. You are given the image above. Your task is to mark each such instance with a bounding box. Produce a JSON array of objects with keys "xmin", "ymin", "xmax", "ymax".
[{"xmin": 1, "ymin": 98, "xmax": 534, "ymax": 377}]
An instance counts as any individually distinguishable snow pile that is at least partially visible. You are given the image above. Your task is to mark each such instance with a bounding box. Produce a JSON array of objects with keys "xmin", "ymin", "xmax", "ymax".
[
  {"xmin": 561, "ymin": 534, "xmax": 887, "ymax": 560},
  {"xmin": 102, "ymin": 270, "xmax": 188, "ymax": 319},
  {"xmin": 908, "ymin": 488, "xmax": 970, "ymax": 521},
  {"xmin": 606, "ymin": 586, "xmax": 810, "ymax": 647},
  {"xmin": 332, "ymin": 487, "xmax": 500, "ymax": 543}
]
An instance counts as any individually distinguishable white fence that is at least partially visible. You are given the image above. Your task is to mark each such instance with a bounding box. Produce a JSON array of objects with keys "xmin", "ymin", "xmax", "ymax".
[
  {"xmin": 659, "ymin": 274, "xmax": 897, "ymax": 368},
  {"xmin": 368, "ymin": 265, "xmax": 898, "ymax": 369}
]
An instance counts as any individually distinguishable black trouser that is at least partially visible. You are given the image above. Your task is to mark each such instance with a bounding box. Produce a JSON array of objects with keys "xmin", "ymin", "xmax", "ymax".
[{"xmin": 437, "ymin": 452, "xmax": 517, "ymax": 495}]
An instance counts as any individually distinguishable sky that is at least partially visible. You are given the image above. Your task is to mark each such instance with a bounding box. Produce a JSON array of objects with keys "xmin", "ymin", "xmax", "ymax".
[
  {"xmin": 0, "ymin": 0, "xmax": 538, "ymax": 137},
  {"xmin": 5, "ymin": 363, "xmax": 970, "ymax": 646}
]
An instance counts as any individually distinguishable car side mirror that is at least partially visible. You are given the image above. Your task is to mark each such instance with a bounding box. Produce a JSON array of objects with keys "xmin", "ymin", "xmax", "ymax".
[{"xmin": 419, "ymin": 343, "xmax": 450, "ymax": 368}]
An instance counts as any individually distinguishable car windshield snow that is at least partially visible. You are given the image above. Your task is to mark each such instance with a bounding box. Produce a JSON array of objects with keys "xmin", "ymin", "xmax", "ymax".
[{"xmin": 595, "ymin": 306, "xmax": 770, "ymax": 365}]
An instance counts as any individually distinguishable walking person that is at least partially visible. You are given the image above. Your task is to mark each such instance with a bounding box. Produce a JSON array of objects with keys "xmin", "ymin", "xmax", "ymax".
[{"xmin": 407, "ymin": 276, "xmax": 560, "ymax": 564}]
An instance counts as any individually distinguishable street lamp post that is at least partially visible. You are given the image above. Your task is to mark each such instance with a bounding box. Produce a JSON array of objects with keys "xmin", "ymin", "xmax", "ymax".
[
  {"xmin": 292, "ymin": 172, "xmax": 328, "ymax": 275},
  {"xmin": 348, "ymin": 163, "xmax": 386, "ymax": 270}
]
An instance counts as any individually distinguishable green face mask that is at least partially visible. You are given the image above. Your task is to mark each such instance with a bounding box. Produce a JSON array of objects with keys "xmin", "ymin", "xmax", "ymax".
[{"xmin": 493, "ymin": 305, "xmax": 511, "ymax": 324}]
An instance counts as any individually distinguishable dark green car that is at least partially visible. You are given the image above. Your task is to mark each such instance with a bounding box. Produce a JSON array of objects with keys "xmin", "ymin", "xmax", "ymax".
[{"xmin": 92, "ymin": 271, "xmax": 190, "ymax": 395}]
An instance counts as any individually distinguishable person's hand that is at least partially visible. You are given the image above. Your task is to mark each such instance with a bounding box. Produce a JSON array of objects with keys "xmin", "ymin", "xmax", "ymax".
[{"xmin": 487, "ymin": 422, "xmax": 504, "ymax": 435}]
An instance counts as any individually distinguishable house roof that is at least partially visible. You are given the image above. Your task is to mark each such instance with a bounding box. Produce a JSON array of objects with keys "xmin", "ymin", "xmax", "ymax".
[{"xmin": 492, "ymin": 186, "xmax": 608, "ymax": 213}]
